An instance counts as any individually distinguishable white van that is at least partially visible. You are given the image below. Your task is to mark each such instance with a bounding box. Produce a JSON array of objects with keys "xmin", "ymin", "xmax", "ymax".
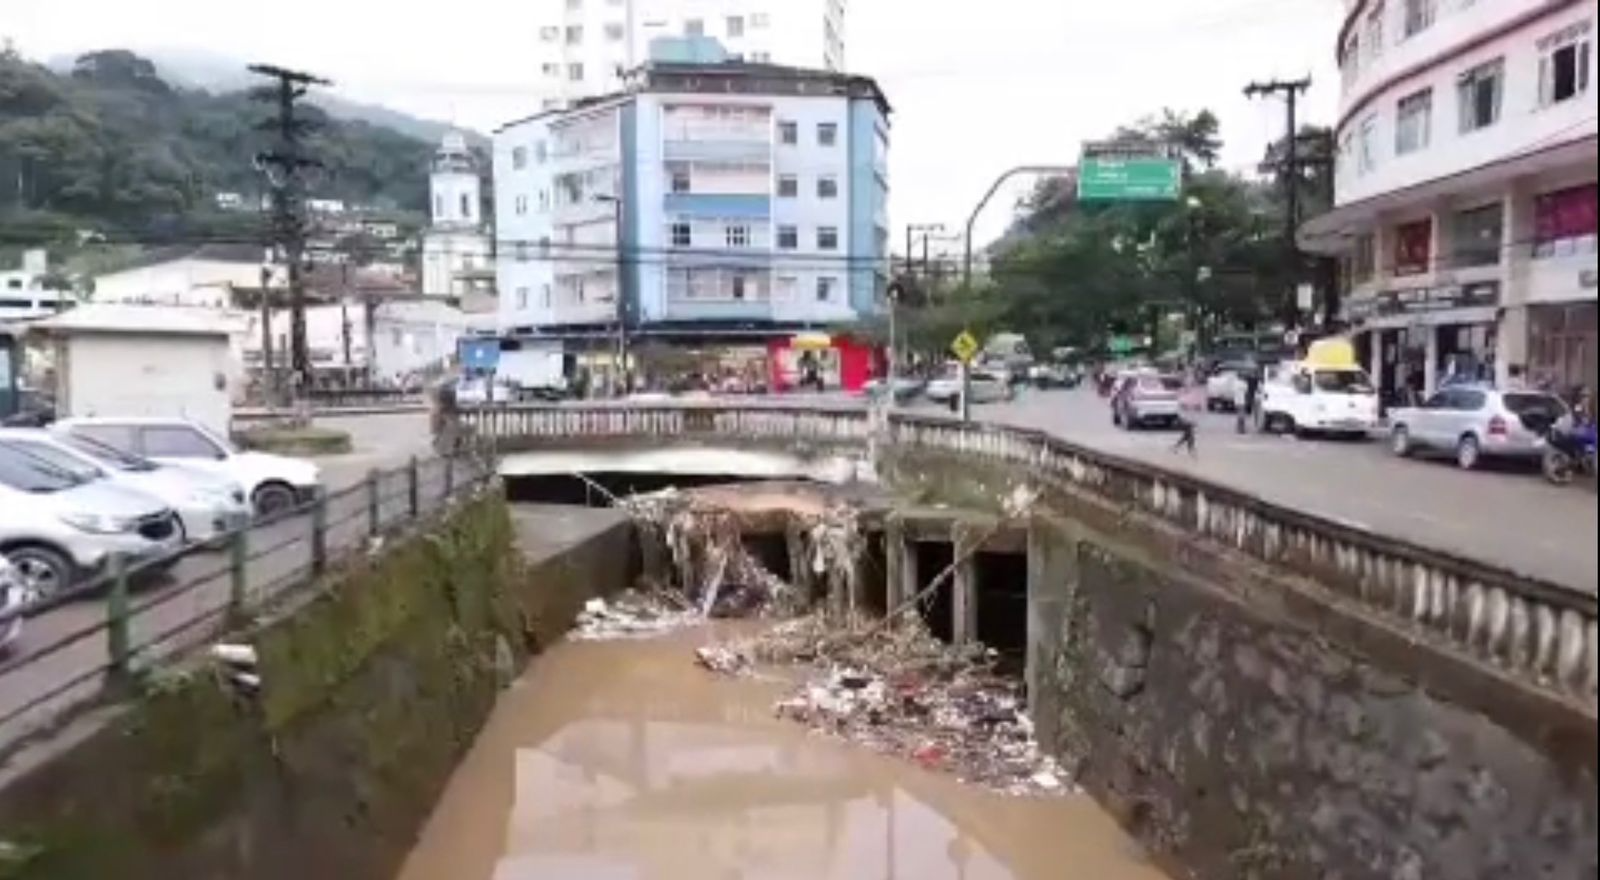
[{"xmin": 1255, "ymin": 339, "xmax": 1379, "ymax": 439}]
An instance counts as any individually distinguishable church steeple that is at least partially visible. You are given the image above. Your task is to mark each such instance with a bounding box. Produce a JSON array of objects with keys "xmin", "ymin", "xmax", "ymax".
[{"xmin": 429, "ymin": 131, "xmax": 481, "ymax": 230}]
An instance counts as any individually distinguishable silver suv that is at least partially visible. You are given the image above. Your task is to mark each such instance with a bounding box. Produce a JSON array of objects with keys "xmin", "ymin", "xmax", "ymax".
[{"xmin": 1389, "ymin": 386, "xmax": 1568, "ymax": 470}]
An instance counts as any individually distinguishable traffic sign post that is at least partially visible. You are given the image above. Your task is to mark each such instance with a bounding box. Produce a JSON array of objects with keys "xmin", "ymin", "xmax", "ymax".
[{"xmin": 950, "ymin": 330, "xmax": 980, "ymax": 423}]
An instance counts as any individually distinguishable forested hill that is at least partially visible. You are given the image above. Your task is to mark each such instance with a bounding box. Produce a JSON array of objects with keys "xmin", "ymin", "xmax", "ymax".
[{"xmin": 0, "ymin": 48, "xmax": 434, "ymax": 239}]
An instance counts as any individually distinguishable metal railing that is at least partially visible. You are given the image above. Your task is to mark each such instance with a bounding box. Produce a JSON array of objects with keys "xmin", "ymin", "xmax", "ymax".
[
  {"xmin": 459, "ymin": 402, "xmax": 1600, "ymax": 708},
  {"xmin": 0, "ymin": 451, "xmax": 492, "ymax": 760}
]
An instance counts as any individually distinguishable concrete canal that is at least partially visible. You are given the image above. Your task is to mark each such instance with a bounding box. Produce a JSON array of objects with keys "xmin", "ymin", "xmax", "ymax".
[{"xmin": 397, "ymin": 627, "xmax": 1165, "ymax": 880}]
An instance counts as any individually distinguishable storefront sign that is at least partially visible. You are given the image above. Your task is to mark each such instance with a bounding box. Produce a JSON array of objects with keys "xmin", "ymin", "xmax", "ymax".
[{"xmin": 1373, "ymin": 281, "xmax": 1500, "ymax": 317}]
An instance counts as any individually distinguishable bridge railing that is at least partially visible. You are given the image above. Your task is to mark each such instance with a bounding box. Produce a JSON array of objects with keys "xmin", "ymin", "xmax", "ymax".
[{"xmin": 461, "ymin": 402, "xmax": 1598, "ymax": 708}]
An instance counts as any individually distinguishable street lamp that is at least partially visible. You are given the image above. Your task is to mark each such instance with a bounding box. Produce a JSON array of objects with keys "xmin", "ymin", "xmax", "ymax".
[
  {"xmin": 594, "ymin": 193, "xmax": 627, "ymax": 395},
  {"xmin": 961, "ymin": 165, "xmax": 1075, "ymax": 290}
]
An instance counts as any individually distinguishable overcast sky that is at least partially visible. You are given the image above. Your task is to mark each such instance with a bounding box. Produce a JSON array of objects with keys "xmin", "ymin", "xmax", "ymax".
[{"xmin": 4, "ymin": 0, "xmax": 1341, "ymax": 247}]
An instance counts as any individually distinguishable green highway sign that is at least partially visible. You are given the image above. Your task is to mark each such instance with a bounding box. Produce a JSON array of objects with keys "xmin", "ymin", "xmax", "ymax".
[{"xmin": 1077, "ymin": 157, "xmax": 1181, "ymax": 202}]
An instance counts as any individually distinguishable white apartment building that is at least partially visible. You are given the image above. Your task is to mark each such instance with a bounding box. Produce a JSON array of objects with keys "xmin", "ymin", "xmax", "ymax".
[
  {"xmin": 1304, "ymin": 0, "xmax": 1598, "ymax": 403},
  {"xmin": 0, "ymin": 249, "xmax": 73, "ymax": 322},
  {"xmin": 531, "ymin": 0, "xmax": 846, "ymax": 108},
  {"xmin": 421, "ymin": 132, "xmax": 494, "ymax": 299},
  {"xmin": 494, "ymin": 48, "xmax": 889, "ymax": 350}
]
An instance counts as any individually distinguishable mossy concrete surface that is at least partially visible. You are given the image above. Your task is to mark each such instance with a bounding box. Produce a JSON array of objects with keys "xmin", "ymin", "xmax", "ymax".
[
  {"xmin": 234, "ymin": 426, "xmax": 354, "ymax": 457},
  {"xmin": 0, "ymin": 491, "xmax": 637, "ymax": 880}
]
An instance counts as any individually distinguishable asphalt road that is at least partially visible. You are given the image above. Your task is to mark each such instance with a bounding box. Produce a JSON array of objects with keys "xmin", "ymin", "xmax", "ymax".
[{"xmin": 964, "ymin": 388, "xmax": 1597, "ymax": 594}]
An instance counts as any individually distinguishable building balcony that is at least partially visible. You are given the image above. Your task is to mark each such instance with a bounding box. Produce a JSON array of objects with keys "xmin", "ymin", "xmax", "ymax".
[
  {"xmin": 663, "ymin": 139, "xmax": 772, "ymax": 164},
  {"xmin": 663, "ymin": 193, "xmax": 771, "ymax": 219}
]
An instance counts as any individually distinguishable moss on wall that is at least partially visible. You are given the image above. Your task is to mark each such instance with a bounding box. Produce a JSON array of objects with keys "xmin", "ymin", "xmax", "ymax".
[{"xmin": 0, "ymin": 490, "xmax": 628, "ymax": 880}]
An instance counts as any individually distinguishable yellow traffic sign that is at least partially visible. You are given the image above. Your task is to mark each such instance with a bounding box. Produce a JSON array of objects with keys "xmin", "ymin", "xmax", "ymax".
[{"xmin": 950, "ymin": 330, "xmax": 980, "ymax": 364}]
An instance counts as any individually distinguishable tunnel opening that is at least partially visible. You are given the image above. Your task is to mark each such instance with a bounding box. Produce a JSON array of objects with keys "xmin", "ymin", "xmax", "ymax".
[
  {"xmin": 741, "ymin": 533, "xmax": 793, "ymax": 586},
  {"xmin": 913, "ymin": 541, "xmax": 955, "ymax": 642},
  {"xmin": 504, "ymin": 472, "xmax": 777, "ymax": 506},
  {"xmin": 975, "ymin": 550, "xmax": 1029, "ymax": 675}
]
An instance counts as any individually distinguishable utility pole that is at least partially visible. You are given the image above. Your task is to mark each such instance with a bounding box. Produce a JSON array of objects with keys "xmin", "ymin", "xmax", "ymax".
[
  {"xmin": 1244, "ymin": 76, "xmax": 1312, "ymax": 329},
  {"xmin": 250, "ymin": 63, "xmax": 330, "ymax": 397},
  {"xmin": 258, "ymin": 265, "xmax": 275, "ymax": 401}
]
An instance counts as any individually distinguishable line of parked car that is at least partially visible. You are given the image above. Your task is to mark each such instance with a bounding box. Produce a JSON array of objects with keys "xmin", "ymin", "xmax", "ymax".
[{"xmin": 0, "ymin": 417, "xmax": 323, "ymax": 652}]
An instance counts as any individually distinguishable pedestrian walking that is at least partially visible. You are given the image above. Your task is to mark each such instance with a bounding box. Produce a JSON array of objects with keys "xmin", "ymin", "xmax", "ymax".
[
  {"xmin": 1236, "ymin": 367, "xmax": 1262, "ymax": 434},
  {"xmin": 1171, "ymin": 415, "xmax": 1198, "ymax": 457}
]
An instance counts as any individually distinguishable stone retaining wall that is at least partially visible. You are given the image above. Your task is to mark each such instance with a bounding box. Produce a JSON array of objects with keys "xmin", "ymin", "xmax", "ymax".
[{"xmin": 0, "ymin": 492, "xmax": 636, "ymax": 880}]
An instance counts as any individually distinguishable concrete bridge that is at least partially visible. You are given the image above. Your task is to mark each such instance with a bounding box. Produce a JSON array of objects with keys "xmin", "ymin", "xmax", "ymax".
[{"xmin": 464, "ymin": 402, "xmax": 1598, "ymax": 713}]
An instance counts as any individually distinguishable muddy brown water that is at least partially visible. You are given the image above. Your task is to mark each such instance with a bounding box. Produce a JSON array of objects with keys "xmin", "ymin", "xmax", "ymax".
[{"xmin": 397, "ymin": 627, "xmax": 1168, "ymax": 880}]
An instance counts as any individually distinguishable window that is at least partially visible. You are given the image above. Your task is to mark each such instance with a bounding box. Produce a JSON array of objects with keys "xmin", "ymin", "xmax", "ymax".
[
  {"xmin": 516, "ymin": 287, "xmax": 529, "ymax": 309},
  {"xmin": 670, "ymin": 222, "xmax": 692, "ymax": 247},
  {"xmin": 69, "ymin": 425, "xmax": 138, "ymax": 453},
  {"xmin": 1452, "ymin": 203, "xmax": 1503, "ymax": 268},
  {"xmin": 1393, "ymin": 218, "xmax": 1432, "ymax": 276},
  {"xmin": 726, "ymin": 224, "xmax": 750, "ymax": 247},
  {"xmin": 1457, "ymin": 59, "xmax": 1503, "ymax": 133},
  {"xmin": 751, "ymin": 12, "xmax": 769, "ymax": 28},
  {"xmin": 566, "ymin": 25, "xmax": 583, "ymax": 45},
  {"xmin": 566, "ymin": 0, "xmax": 581, "ymax": 9},
  {"xmin": 777, "ymin": 174, "xmax": 798, "ymax": 197},
  {"xmin": 542, "ymin": 285, "xmax": 553, "ymax": 308},
  {"xmin": 778, "ymin": 121, "xmax": 798, "ymax": 145},
  {"xmin": 671, "ymin": 167, "xmax": 691, "ymax": 193},
  {"xmin": 775, "ymin": 275, "xmax": 797, "ymax": 300},
  {"xmin": 460, "ymin": 193, "xmax": 473, "ymax": 218},
  {"xmin": 817, "ymin": 122, "xmax": 838, "ymax": 146},
  {"xmin": 751, "ymin": 51, "xmax": 771, "ymax": 62},
  {"xmin": 434, "ymin": 194, "xmax": 444, "ymax": 218},
  {"xmin": 777, "ymin": 225, "xmax": 798, "ymax": 249},
  {"xmin": 540, "ymin": 26, "xmax": 560, "ymax": 41},
  {"xmin": 816, "ymin": 277, "xmax": 835, "ymax": 302},
  {"xmin": 512, "ymin": 146, "xmax": 528, "ymax": 169},
  {"xmin": 514, "ymin": 194, "xmax": 529, "ymax": 216},
  {"xmin": 817, "ymin": 176, "xmax": 839, "ymax": 199},
  {"xmin": 1402, "ymin": 0, "xmax": 1435, "ymax": 38},
  {"xmin": 605, "ymin": 22, "xmax": 625, "ymax": 41},
  {"xmin": 726, "ymin": 15, "xmax": 744, "ymax": 37},
  {"xmin": 568, "ymin": 62, "xmax": 585, "ymax": 81},
  {"xmin": 1357, "ymin": 114, "xmax": 1379, "ymax": 174},
  {"xmin": 731, "ymin": 274, "xmax": 747, "ymax": 300},
  {"xmin": 817, "ymin": 226, "xmax": 839, "ymax": 251},
  {"xmin": 685, "ymin": 18, "xmax": 704, "ymax": 37},
  {"xmin": 1341, "ymin": 33, "xmax": 1362, "ymax": 87},
  {"xmin": 1538, "ymin": 23, "xmax": 1592, "ymax": 106},
  {"xmin": 141, "ymin": 426, "xmax": 224, "ymax": 459},
  {"xmin": 1533, "ymin": 184, "xmax": 1598, "ymax": 258},
  {"xmin": 538, "ymin": 189, "xmax": 550, "ymax": 211},
  {"xmin": 1395, "ymin": 88, "xmax": 1431, "ymax": 155}
]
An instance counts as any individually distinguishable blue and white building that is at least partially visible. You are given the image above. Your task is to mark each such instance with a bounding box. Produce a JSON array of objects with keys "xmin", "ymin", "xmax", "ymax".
[{"xmin": 494, "ymin": 43, "xmax": 890, "ymax": 351}]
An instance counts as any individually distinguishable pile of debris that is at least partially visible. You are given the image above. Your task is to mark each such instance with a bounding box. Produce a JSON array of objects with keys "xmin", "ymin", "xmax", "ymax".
[
  {"xmin": 571, "ymin": 591, "xmax": 702, "ymax": 641},
  {"xmin": 623, "ymin": 489, "xmax": 805, "ymax": 618},
  {"xmin": 714, "ymin": 614, "xmax": 1071, "ymax": 796}
]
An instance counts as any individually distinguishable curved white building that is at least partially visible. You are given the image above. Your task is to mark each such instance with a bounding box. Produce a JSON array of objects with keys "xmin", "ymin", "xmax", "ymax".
[{"xmin": 1305, "ymin": 0, "xmax": 1598, "ymax": 402}]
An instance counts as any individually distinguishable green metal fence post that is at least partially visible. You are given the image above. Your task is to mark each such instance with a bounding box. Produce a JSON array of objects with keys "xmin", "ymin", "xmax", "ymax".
[
  {"xmin": 105, "ymin": 555, "xmax": 132, "ymax": 690},
  {"xmin": 366, "ymin": 468, "xmax": 381, "ymax": 536},
  {"xmin": 407, "ymin": 456, "xmax": 420, "ymax": 519},
  {"xmin": 229, "ymin": 528, "xmax": 249, "ymax": 625},
  {"xmin": 310, "ymin": 494, "xmax": 328, "ymax": 576}
]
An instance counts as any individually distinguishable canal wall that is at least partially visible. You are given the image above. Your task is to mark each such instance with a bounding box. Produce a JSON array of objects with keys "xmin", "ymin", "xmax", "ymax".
[
  {"xmin": 0, "ymin": 494, "xmax": 636, "ymax": 880},
  {"xmin": 884, "ymin": 447, "xmax": 1599, "ymax": 880}
]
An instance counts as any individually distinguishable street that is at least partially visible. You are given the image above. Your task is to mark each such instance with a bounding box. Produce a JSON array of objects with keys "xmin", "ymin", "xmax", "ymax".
[{"xmin": 972, "ymin": 388, "xmax": 1598, "ymax": 594}]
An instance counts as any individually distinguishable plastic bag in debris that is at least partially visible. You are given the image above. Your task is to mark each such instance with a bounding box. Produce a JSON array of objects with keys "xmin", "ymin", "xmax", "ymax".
[
  {"xmin": 571, "ymin": 591, "xmax": 700, "ymax": 641},
  {"xmin": 706, "ymin": 614, "xmax": 1071, "ymax": 796}
]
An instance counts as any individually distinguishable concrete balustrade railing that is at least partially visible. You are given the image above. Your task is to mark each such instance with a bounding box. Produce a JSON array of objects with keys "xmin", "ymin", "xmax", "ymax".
[{"xmin": 461, "ymin": 402, "xmax": 1599, "ymax": 707}]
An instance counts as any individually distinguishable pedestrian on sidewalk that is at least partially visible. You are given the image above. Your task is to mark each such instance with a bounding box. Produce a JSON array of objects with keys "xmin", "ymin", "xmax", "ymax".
[{"xmin": 1172, "ymin": 415, "xmax": 1198, "ymax": 457}]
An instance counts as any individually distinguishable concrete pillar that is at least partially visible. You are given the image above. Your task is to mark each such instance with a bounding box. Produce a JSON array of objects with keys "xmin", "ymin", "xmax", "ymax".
[
  {"xmin": 1369, "ymin": 330, "xmax": 1385, "ymax": 394},
  {"xmin": 1424, "ymin": 326, "xmax": 1440, "ymax": 396},
  {"xmin": 951, "ymin": 546, "xmax": 978, "ymax": 645},
  {"xmin": 883, "ymin": 516, "xmax": 914, "ymax": 622},
  {"xmin": 1498, "ymin": 179, "xmax": 1535, "ymax": 385},
  {"xmin": 1027, "ymin": 517, "xmax": 1078, "ymax": 750}
]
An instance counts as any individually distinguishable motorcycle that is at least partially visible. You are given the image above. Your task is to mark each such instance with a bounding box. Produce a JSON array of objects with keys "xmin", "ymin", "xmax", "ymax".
[{"xmin": 1542, "ymin": 421, "xmax": 1597, "ymax": 485}]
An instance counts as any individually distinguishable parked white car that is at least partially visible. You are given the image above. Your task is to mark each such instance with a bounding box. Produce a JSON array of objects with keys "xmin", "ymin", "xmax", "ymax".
[
  {"xmin": 926, "ymin": 366, "xmax": 1012, "ymax": 406},
  {"xmin": 1388, "ymin": 387, "xmax": 1567, "ymax": 470},
  {"xmin": 0, "ymin": 557, "xmax": 29, "ymax": 654},
  {"xmin": 0, "ymin": 443, "xmax": 184, "ymax": 599},
  {"xmin": 1204, "ymin": 362, "xmax": 1256, "ymax": 411},
  {"xmin": 0, "ymin": 429, "xmax": 250, "ymax": 544},
  {"xmin": 54, "ymin": 418, "xmax": 322, "ymax": 519}
]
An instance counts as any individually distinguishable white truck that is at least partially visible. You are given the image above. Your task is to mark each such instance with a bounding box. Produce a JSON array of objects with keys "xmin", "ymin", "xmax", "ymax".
[
  {"xmin": 497, "ymin": 347, "xmax": 568, "ymax": 402},
  {"xmin": 1254, "ymin": 338, "xmax": 1379, "ymax": 439}
]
